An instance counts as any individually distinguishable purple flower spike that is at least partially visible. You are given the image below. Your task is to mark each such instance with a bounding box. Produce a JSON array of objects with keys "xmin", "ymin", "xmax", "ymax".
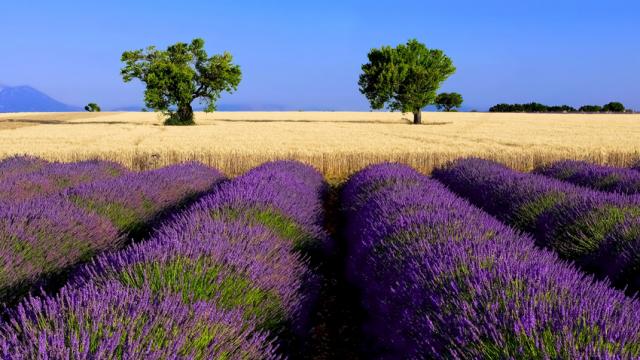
[
  {"xmin": 344, "ymin": 162, "xmax": 640, "ymax": 359},
  {"xmin": 535, "ymin": 160, "xmax": 640, "ymax": 195},
  {"xmin": 433, "ymin": 158, "xmax": 640, "ymax": 293},
  {"xmin": 1, "ymin": 160, "xmax": 327, "ymax": 358},
  {"xmin": 0, "ymin": 196, "xmax": 120, "ymax": 305},
  {"xmin": 66, "ymin": 162, "xmax": 225, "ymax": 235},
  {"xmin": 0, "ymin": 281, "xmax": 279, "ymax": 359},
  {"xmin": 0, "ymin": 160, "xmax": 127, "ymax": 203}
]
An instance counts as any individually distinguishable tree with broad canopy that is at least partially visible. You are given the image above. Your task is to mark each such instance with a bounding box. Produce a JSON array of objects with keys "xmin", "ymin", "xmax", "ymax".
[
  {"xmin": 121, "ymin": 38, "xmax": 241, "ymax": 125},
  {"xmin": 359, "ymin": 39, "xmax": 456, "ymax": 124}
]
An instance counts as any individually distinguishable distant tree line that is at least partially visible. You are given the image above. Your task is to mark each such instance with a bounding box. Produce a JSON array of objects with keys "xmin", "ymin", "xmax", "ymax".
[{"xmin": 489, "ymin": 102, "xmax": 628, "ymax": 113}]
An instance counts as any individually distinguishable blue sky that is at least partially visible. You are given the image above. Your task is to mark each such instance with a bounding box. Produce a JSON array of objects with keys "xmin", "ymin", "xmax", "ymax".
[{"xmin": 1, "ymin": 0, "xmax": 638, "ymax": 110}]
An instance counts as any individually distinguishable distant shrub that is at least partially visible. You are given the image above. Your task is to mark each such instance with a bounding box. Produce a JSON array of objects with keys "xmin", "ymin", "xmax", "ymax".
[
  {"xmin": 579, "ymin": 105, "xmax": 602, "ymax": 112},
  {"xmin": 84, "ymin": 103, "xmax": 101, "ymax": 112},
  {"xmin": 435, "ymin": 92, "xmax": 463, "ymax": 112},
  {"xmin": 602, "ymin": 102, "xmax": 625, "ymax": 113}
]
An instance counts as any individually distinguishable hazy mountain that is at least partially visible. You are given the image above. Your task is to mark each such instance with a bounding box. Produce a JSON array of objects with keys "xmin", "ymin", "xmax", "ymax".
[{"xmin": 0, "ymin": 85, "xmax": 79, "ymax": 112}]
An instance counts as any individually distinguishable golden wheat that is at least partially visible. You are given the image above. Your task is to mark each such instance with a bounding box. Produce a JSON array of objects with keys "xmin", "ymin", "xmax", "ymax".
[{"xmin": 1, "ymin": 111, "xmax": 638, "ymax": 180}]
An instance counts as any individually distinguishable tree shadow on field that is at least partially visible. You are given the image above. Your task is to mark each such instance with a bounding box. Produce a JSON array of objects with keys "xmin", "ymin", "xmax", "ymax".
[
  {"xmin": 400, "ymin": 117, "xmax": 453, "ymax": 126},
  {"xmin": 422, "ymin": 121, "xmax": 452, "ymax": 126}
]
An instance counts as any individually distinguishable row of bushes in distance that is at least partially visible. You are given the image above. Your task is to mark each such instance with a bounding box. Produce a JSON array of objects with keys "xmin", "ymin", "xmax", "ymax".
[
  {"xmin": 0, "ymin": 161, "xmax": 329, "ymax": 358},
  {"xmin": 0, "ymin": 160, "xmax": 224, "ymax": 306},
  {"xmin": 535, "ymin": 160, "xmax": 640, "ymax": 195},
  {"xmin": 489, "ymin": 101, "xmax": 628, "ymax": 113},
  {"xmin": 343, "ymin": 163, "xmax": 640, "ymax": 358},
  {"xmin": 433, "ymin": 158, "xmax": 640, "ymax": 293}
]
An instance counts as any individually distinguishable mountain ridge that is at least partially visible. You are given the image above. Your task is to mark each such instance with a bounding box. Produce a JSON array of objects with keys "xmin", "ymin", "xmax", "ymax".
[{"xmin": 0, "ymin": 85, "xmax": 79, "ymax": 112}]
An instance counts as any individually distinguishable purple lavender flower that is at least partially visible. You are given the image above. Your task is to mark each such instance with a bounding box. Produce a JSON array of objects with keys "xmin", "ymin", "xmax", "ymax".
[
  {"xmin": 0, "ymin": 156, "xmax": 48, "ymax": 181},
  {"xmin": 0, "ymin": 162, "xmax": 223, "ymax": 307},
  {"xmin": 66, "ymin": 162, "xmax": 225, "ymax": 236},
  {"xmin": 0, "ymin": 281, "xmax": 278, "ymax": 359},
  {"xmin": 535, "ymin": 160, "xmax": 640, "ymax": 194},
  {"xmin": 433, "ymin": 158, "xmax": 640, "ymax": 293},
  {"xmin": 1, "ymin": 160, "xmax": 327, "ymax": 358},
  {"xmin": 0, "ymin": 160, "xmax": 127, "ymax": 202},
  {"xmin": 0, "ymin": 196, "xmax": 120, "ymax": 305},
  {"xmin": 72, "ymin": 217, "xmax": 307, "ymax": 332},
  {"xmin": 189, "ymin": 163, "xmax": 330, "ymax": 254},
  {"xmin": 344, "ymin": 163, "xmax": 640, "ymax": 359},
  {"xmin": 140, "ymin": 160, "xmax": 328, "ymax": 335}
]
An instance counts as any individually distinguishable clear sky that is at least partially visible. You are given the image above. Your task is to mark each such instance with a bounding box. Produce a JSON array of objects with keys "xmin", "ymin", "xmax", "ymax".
[{"xmin": 1, "ymin": 0, "xmax": 638, "ymax": 111}]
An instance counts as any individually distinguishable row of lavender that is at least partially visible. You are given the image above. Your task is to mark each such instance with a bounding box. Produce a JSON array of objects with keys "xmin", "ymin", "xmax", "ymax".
[
  {"xmin": 432, "ymin": 159, "xmax": 640, "ymax": 294},
  {"xmin": 0, "ymin": 156, "xmax": 223, "ymax": 306},
  {"xmin": 0, "ymin": 156, "xmax": 128, "ymax": 203},
  {"xmin": 534, "ymin": 160, "xmax": 640, "ymax": 195},
  {"xmin": 343, "ymin": 163, "xmax": 640, "ymax": 358},
  {"xmin": 0, "ymin": 161, "xmax": 329, "ymax": 358}
]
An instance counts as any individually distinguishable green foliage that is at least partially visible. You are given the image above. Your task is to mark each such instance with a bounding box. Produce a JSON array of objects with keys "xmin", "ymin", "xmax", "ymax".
[
  {"xmin": 359, "ymin": 39, "xmax": 456, "ymax": 124},
  {"xmin": 212, "ymin": 206, "xmax": 316, "ymax": 253},
  {"xmin": 489, "ymin": 103, "xmax": 576, "ymax": 113},
  {"xmin": 118, "ymin": 257, "xmax": 284, "ymax": 331},
  {"xmin": 513, "ymin": 193, "xmax": 565, "ymax": 232},
  {"xmin": 121, "ymin": 38, "xmax": 242, "ymax": 125},
  {"xmin": 435, "ymin": 92, "xmax": 464, "ymax": 112},
  {"xmin": 490, "ymin": 102, "xmax": 627, "ymax": 113},
  {"xmin": 555, "ymin": 206, "xmax": 640, "ymax": 261},
  {"xmin": 579, "ymin": 105, "xmax": 602, "ymax": 112},
  {"xmin": 71, "ymin": 197, "xmax": 150, "ymax": 238},
  {"xmin": 602, "ymin": 102, "xmax": 625, "ymax": 113},
  {"xmin": 84, "ymin": 103, "xmax": 101, "ymax": 112}
]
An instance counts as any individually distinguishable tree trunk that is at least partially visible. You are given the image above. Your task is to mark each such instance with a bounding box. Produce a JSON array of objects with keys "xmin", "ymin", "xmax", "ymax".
[
  {"xmin": 177, "ymin": 104, "xmax": 194, "ymax": 124},
  {"xmin": 413, "ymin": 110, "xmax": 422, "ymax": 125}
]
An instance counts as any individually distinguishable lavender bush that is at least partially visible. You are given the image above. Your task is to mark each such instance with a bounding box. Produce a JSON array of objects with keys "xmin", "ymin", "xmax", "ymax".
[
  {"xmin": 0, "ymin": 162, "xmax": 224, "ymax": 307},
  {"xmin": 73, "ymin": 218, "xmax": 305, "ymax": 332},
  {"xmin": 535, "ymin": 160, "xmax": 640, "ymax": 194},
  {"xmin": 0, "ymin": 196, "xmax": 120, "ymax": 305},
  {"xmin": 433, "ymin": 158, "xmax": 640, "ymax": 293},
  {"xmin": 129, "ymin": 160, "xmax": 329, "ymax": 340},
  {"xmin": 67, "ymin": 162, "xmax": 224, "ymax": 237},
  {"xmin": 1, "ymin": 281, "xmax": 277, "ymax": 359},
  {"xmin": 344, "ymin": 163, "xmax": 640, "ymax": 358},
  {"xmin": 1, "ymin": 161, "xmax": 327, "ymax": 357},
  {"xmin": 0, "ymin": 156, "xmax": 48, "ymax": 181},
  {"xmin": 0, "ymin": 160, "xmax": 127, "ymax": 202}
]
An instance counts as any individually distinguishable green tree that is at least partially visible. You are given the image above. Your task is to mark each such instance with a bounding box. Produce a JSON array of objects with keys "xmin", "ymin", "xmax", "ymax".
[
  {"xmin": 602, "ymin": 102, "xmax": 625, "ymax": 113},
  {"xmin": 435, "ymin": 92, "xmax": 463, "ymax": 112},
  {"xmin": 359, "ymin": 39, "xmax": 456, "ymax": 124},
  {"xmin": 84, "ymin": 103, "xmax": 101, "ymax": 112},
  {"xmin": 121, "ymin": 38, "xmax": 242, "ymax": 125},
  {"xmin": 579, "ymin": 105, "xmax": 602, "ymax": 112}
]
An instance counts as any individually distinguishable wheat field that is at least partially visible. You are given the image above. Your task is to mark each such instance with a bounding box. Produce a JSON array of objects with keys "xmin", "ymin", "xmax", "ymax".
[{"xmin": 1, "ymin": 111, "xmax": 638, "ymax": 180}]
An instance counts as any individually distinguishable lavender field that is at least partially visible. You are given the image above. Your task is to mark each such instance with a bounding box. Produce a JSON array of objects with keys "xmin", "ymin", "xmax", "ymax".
[{"xmin": 1, "ymin": 156, "xmax": 640, "ymax": 358}]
